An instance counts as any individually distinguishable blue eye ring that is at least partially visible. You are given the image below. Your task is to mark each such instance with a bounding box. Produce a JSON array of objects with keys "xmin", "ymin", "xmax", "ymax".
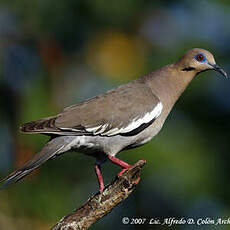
[{"xmin": 195, "ymin": 53, "xmax": 206, "ymax": 63}]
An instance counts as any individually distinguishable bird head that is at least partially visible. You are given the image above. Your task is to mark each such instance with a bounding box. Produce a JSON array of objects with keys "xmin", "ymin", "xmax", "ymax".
[{"xmin": 177, "ymin": 48, "xmax": 227, "ymax": 78}]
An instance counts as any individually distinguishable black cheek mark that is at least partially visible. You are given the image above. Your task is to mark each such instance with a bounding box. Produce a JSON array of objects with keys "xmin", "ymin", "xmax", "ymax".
[{"xmin": 182, "ymin": 67, "xmax": 195, "ymax": 71}]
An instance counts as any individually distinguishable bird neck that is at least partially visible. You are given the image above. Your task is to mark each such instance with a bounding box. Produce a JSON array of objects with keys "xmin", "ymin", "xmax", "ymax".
[{"xmin": 143, "ymin": 64, "xmax": 196, "ymax": 113}]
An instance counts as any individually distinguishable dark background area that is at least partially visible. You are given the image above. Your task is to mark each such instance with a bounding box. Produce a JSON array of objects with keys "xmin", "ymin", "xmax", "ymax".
[{"xmin": 0, "ymin": 0, "xmax": 230, "ymax": 229}]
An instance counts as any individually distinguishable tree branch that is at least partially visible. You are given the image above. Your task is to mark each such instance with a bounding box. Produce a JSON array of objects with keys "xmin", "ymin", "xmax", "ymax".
[{"xmin": 51, "ymin": 159, "xmax": 146, "ymax": 230}]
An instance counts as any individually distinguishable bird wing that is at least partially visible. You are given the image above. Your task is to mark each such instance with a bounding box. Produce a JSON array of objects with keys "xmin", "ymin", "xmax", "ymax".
[{"xmin": 21, "ymin": 80, "xmax": 163, "ymax": 136}]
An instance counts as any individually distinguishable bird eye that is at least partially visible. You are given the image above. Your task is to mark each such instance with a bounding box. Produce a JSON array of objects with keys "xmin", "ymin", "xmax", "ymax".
[{"xmin": 195, "ymin": 53, "xmax": 206, "ymax": 62}]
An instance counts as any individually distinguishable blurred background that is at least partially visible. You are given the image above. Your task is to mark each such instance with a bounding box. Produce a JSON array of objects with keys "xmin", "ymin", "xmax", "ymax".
[{"xmin": 0, "ymin": 0, "xmax": 230, "ymax": 229}]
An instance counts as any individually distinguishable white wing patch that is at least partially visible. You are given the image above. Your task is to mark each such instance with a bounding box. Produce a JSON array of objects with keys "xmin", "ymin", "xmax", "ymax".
[{"xmin": 85, "ymin": 102, "xmax": 163, "ymax": 136}]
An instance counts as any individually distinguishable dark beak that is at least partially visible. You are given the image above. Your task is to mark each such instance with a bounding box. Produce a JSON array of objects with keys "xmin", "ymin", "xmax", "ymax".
[{"xmin": 208, "ymin": 63, "xmax": 228, "ymax": 78}]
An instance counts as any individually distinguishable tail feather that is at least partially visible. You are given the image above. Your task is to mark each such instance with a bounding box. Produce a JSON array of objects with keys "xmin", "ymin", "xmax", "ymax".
[{"xmin": 0, "ymin": 136, "xmax": 75, "ymax": 189}]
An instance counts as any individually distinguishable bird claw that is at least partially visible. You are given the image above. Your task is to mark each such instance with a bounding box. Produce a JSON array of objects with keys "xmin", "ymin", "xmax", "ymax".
[{"xmin": 117, "ymin": 166, "xmax": 132, "ymax": 177}]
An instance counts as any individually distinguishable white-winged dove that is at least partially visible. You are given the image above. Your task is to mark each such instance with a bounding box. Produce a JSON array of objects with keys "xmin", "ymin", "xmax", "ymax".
[{"xmin": 0, "ymin": 48, "xmax": 227, "ymax": 192}]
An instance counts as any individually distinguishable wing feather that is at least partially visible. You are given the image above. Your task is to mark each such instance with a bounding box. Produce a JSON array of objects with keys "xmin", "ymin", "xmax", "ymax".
[{"xmin": 21, "ymin": 80, "xmax": 163, "ymax": 137}]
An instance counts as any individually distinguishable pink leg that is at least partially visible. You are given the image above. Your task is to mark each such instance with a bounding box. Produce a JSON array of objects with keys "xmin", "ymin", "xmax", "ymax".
[
  {"xmin": 108, "ymin": 155, "xmax": 132, "ymax": 177},
  {"xmin": 95, "ymin": 164, "xmax": 104, "ymax": 192}
]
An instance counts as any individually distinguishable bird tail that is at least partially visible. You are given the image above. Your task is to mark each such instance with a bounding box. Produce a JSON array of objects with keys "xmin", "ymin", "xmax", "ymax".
[{"xmin": 0, "ymin": 136, "xmax": 75, "ymax": 189}]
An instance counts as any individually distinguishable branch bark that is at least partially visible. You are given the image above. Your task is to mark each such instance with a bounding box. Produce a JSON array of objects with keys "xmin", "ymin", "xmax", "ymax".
[{"xmin": 51, "ymin": 159, "xmax": 146, "ymax": 230}]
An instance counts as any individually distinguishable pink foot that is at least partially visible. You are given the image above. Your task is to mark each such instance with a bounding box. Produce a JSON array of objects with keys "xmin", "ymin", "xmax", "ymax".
[
  {"xmin": 95, "ymin": 164, "xmax": 104, "ymax": 192},
  {"xmin": 108, "ymin": 155, "xmax": 133, "ymax": 177},
  {"xmin": 117, "ymin": 167, "xmax": 132, "ymax": 177}
]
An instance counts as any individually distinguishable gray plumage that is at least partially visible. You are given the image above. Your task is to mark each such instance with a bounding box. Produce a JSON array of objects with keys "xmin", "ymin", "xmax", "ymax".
[{"xmin": 0, "ymin": 48, "xmax": 227, "ymax": 190}]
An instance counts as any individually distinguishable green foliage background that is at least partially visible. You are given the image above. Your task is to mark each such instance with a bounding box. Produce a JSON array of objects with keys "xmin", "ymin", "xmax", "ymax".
[{"xmin": 0, "ymin": 0, "xmax": 230, "ymax": 229}]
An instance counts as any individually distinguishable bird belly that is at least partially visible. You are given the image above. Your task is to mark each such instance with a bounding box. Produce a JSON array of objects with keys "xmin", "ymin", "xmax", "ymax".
[{"xmin": 70, "ymin": 136, "xmax": 102, "ymax": 151}]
